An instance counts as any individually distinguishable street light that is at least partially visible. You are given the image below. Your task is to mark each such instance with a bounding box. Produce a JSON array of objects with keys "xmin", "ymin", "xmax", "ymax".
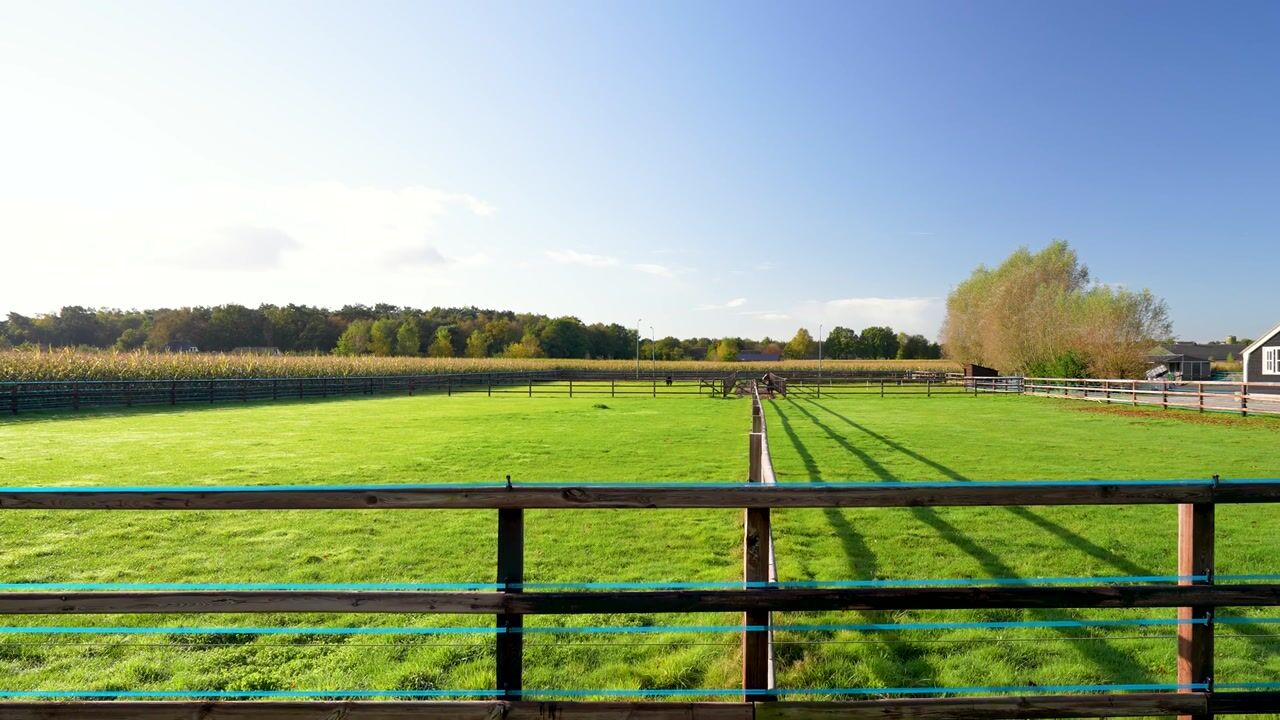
[
  {"xmin": 818, "ymin": 323, "xmax": 824, "ymax": 389},
  {"xmin": 635, "ymin": 318, "xmax": 642, "ymax": 380},
  {"xmin": 650, "ymin": 325, "xmax": 656, "ymax": 378}
]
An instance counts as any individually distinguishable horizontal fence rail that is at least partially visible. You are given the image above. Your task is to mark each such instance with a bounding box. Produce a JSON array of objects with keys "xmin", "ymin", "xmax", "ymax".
[{"xmin": 0, "ymin": 479, "xmax": 1276, "ymax": 509}]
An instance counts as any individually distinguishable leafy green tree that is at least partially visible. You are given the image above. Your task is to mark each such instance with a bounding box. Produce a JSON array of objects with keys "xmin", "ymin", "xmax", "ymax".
[
  {"xmin": 858, "ymin": 326, "xmax": 899, "ymax": 359},
  {"xmin": 465, "ymin": 330, "xmax": 492, "ymax": 358},
  {"xmin": 539, "ymin": 317, "xmax": 587, "ymax": 358},
  {"xmin": 825, "ymin": 326, "xmax": 858, "ymax": 359},
  {"xmin": 369, "ymin": 318, "xmax": 399, "ymax": 356},
  {"xmin": 333, "ymin": 319, "xmax": 372, "ymax": 355},
  {"xmin": 710, "ymin": 338, "xmax": 740, "ymax": 361},
  {"xmin": 501, "ymin": 334, "xmax": 545, "ymax": 358},
  {"xmin": 427, "ymin": 327, "xmax": 453, "ymax": 357},
  {"xmin": 395, "ymin": 319, "xmax": 422, "ymax": 356},
  {"xmin": 784, "ymin": 328, "xmax": 816, "ymax": 359}
]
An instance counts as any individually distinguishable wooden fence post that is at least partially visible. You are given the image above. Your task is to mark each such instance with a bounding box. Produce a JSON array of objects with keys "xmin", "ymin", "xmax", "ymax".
[
  {"xmin": 880, "ymin": 379, "xmax": 884, "ymax": 398},
  {"xmin": 497, "ymin": 499, "xmax": 524, "ymax": 701},
  {"xmin": 569, "ymin": 380, "xmax": 573, "ymax": 398},
  {"xmin": 1178, "ymin": 496, "xmax": 1215, "ymax": 720},
  {"xmin": 72, "ymin": 382, "xmax": 80, "ymax": 411},
  {"xmin": 9, "ymin": 384, "xmax": 16, "ymax": 415},
  {"xmin": 744, "ymin": 431, "xmax": 773, "ymax": 701},
  {"xmin": 1198, "ymin": 383, "xmax": 1204, "ymax": 413},
  {"xmin": 1241, "ymin": 383, "xmax": 1248, "ymax": 418},
  {"xmin": 1132, "ymin": 379, "xmax": 1138, "ymax": 406},
  {"xmin": 611, "ymin": 379, "xmax": 615, "ymax": 398},
  {"xmin": 528, "ymin": 378, "xmax": 532, "ymax": 397},
  {"xmin": 208, "ymin": 380, "xmax": 215, "ymax": 403},
  {"xmin": 1162, "ymin": 381, "xmax": 1168, "ymax": 410}
]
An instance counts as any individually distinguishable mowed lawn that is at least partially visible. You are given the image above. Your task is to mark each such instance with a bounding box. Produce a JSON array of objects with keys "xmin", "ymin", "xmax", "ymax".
[
  {"xmin": 764, "ymin": 395, "xmax": 1280, "ymax": 696},
  {"xmin": 1, "ymin": 391, "xmax": 1279, "ymax": 699},
  {"xmin": 0, "ymin": 393, "xmax": 747, "ymax": 696}
]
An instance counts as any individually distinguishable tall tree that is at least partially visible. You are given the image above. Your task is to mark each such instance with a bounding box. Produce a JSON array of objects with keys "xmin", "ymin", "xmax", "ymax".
[
  {"xmin": 395, "ymin": 319, "xmax": 422, "ymax": 356},
  {"xmin": 824, "ymin": 326, "xmax": 858, "ymax": 359},
  {"xmin": 784, "ymin": 328, "xmax": 816, "ymax": 359}
]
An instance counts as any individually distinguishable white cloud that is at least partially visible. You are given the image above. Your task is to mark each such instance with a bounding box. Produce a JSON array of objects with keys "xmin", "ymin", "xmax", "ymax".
[
  {"xmin": 180, "ymin": 225, "xmax": 299, "ymax": 269},
  {"xmin": 741, "ymin": 310, "xmax": 791, "ymax": 321},
  {"xmin": 631, "ymin": 262, "xmax": 676, "ymax": 278},
  {"xmin": 797, "ymin": 296, "xmax": 943, "ymax": 337},
  {"xmin": 545, "ymin": 250, "xmax": 620, "ymax": 267},
  {"xmin": 698, "ymin": 297, "xmax": 748, "ymax": 311},
  {"xmin": 0, "ymin": 182, "xmax": 496, "ymax": 311}
]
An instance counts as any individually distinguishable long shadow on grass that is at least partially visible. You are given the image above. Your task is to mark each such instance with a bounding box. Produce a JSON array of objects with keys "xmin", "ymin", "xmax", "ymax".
[
  {"xmin": 800, "ymin": 398, "xmax": 1153, "ymax": 578},
  {"xmin": 774, "ymin": 397, "xmax": 1160, "ymax": 685},
  {"xmin": 769, "ymin": 401, "xmax": 933, "ymax": 686}
]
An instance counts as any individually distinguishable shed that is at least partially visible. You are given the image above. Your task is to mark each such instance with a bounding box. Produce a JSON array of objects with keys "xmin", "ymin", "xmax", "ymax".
[
  {"xmin": 1242, "ymin": 322, "xmax": 1280, "ymax": 388},
  {"xmin": 964, "ymin": 364, "xmax": 999, "ymax": 378},
  {"xmin": 1145, "ymin": 342, "xmax": 1244, "ymax": 381}
]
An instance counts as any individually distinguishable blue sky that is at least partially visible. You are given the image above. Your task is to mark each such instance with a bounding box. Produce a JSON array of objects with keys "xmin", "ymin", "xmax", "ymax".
[{"xmin": 2, "ymin": 1, "xmax": 1277, "ymax": 341}]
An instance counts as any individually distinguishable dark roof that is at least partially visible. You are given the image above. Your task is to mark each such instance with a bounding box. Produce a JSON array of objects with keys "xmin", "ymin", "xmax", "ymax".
[{"xmin": 1149, "ymin": 342, "xmax": 1247, "ymax": 362}]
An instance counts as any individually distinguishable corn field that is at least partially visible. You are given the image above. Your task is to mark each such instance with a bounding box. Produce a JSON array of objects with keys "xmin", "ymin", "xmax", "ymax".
[{"xmin": 0, "ymin": 349, "xmax": 959, "ymax": 382}]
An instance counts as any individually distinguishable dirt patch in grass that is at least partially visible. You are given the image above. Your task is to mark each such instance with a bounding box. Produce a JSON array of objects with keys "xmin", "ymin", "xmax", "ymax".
[{"xmin": 1068, "ymin": 403, "xmax": 1280, "ymax": 429}]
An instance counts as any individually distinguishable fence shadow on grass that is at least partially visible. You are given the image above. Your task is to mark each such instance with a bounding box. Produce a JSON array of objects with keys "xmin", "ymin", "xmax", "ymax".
[
  {"xmin": 772, "ymin": 396, "xmax": 1162, "ymax": 686},
  {"xmin": 770, "ymin": 400, "xmax": 934, "ymax": 686},
  {"xmin": 800, "ymin": 398, "xmax": 1154, "ymax": 578}
]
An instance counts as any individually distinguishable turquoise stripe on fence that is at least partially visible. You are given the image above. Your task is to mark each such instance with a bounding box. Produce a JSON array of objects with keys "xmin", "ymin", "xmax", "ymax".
[{"xmin": 0, "ymin": 575, "xmax": 1204, "ymax": 592}]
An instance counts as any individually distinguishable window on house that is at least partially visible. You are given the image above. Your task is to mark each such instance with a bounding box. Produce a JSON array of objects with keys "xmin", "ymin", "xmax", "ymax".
[{"xmin": 1265, "ymin": 346, "xmax": 1280, "ymax": 375}]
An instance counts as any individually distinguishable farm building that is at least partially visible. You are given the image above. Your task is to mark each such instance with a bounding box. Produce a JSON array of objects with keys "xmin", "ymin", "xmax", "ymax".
[
  {"xmin": 1243, "ymin": 322, "xmax": 1280, "ymax": 384},
  {"xmin": 162, "ymin": 341, "xmax": 199, "ymax": 353},
  {"xmin": 738, "ymin": 351, "xmax": 783, "ymax": 362},
  {"xmin": 1146, "ymin": 341, "xmax": 1246, "ymax": 381}
]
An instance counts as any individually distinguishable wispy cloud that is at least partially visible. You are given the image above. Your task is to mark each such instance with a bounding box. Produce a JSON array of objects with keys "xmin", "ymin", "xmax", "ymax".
[
  {"xmin": 698, "ymin": 297, "xmax": 748, "ymax": 311},
  {"xmin": 632, "ymin": 262, "xmax": 676, "ymax": 278},
  {"xmin": 798, "ymin": 296, "xmax": 943, "ymax": 337},
  {"xmin": 181, "ymin": 225, "xmax": 299, "ymax": 269},
  {"xmin": 389, "ymin": 244, "xmax": 491, "ymax": 269},
  {"xmin": 546, "ymin": 250, "xmax": 620, "ymax": 267},
  {"xmin": 741, "ymin": 309, "xmax": 791, "ymax": 321}
]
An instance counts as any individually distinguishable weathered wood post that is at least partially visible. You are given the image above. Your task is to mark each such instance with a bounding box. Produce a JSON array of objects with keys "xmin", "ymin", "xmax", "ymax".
[
  {"xmin": 9, "ymin": 384, "xmax": 16, "ymax": 415},
  {"xmin": 208, "ymin": 380, "xmax": 215, "ymax": 403},
  {"xmin": 272, "ymin": 379, "xmax": 279, "ymax": 401},
  {"xmin": 1132, "ymin": 379, "xmax": 1138, "ymax": 406},
  {"xmin": 1241, "ymin": 383, "xmax": 1248, "ymax": 418},
  {"xmin": 497, "ymin": 483, "xmax": 524, "ymax": 701},
  {"xmin": 1177, "ymin": 491, "xmax": 1215, "ymax": 720},
  {"xmin": 611, "ymin": 379, "xmax": 615, "ymax": 398},
  {"xmin": 1198, "ymin": 383, "xmax": 1204, "ymax": 413},
  {"xmin": 880, "ymin": 379, "xmax": 885, "ymax": 398},
  {"xmin": 72, "ymin": 382, "xmax": 80, "ymax": 411},
  {"xmin": 125, "ymin": 382, "xmax": 133, "ymax": 408},
  {"xmin": 743, "ymin": 431, "xmax": 773, "ymax": 701},
  {"xmin": 528, "ymin": 377, "xmax": 532, "ymax": 397},
  {"xmin": 1162, "ymin": 381, "xmax": 1168, "ymax": 410},
  {"xmin": 569, "ymin": 380, "xmax": 573, "ymax": 398}
]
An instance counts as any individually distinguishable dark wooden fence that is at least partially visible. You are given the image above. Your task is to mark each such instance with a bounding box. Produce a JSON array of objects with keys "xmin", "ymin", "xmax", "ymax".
[
  {"xmin": 0, "ymin": 369, "xmax": 953, "ymax": 414},
  {"xmin": 2, "ymin": 481, "xmax": 1279, "ymax": 717}
]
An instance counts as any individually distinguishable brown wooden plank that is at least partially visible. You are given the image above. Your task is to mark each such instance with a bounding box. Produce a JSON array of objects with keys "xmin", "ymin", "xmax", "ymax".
[
  {"xmin": 2, "ymin": 584, "xmax": 1279, "ymax": 615},
  {"xmin": 0, "ymin": 702, "xmax": 754, "ymax": 720},
  {"xmin": 1177, "ymin": 503, "xmax": 1214, "ymax": 720},
  {"xmin": 497, "ymin": 508, "xmax": 524, "ymax": 700},
  {"xmin": 743, "ymin": 433, "xmax": 771, "ymax": 701},
  {"xmin": 757, "ymin": 693, "xmax": 1207, "ymax": 719},
  {"xmin": 0, "ymin": 483, "xmax": 1240, "ymax": 510}
]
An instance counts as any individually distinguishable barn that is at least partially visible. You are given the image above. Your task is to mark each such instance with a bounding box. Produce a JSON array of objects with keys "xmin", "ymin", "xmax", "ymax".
[{"xmin": 1243, "ymin": 322, "xmax": 1280, "ymax": 385}]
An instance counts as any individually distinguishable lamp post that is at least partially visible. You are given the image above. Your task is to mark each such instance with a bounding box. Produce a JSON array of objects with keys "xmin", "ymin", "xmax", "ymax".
[
  {"xmin": 818, "ymin": 324, "xmax": 824, "ymax": 394},
  {"xmin": 635, "ymin": 318, "xmax": 642, "ymax": 380},
  {"xmin": 650, "ymin": 325, "xmax": 656, "ymax": 378}
]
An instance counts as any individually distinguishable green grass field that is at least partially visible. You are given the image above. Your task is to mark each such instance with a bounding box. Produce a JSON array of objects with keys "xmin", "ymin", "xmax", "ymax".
[{"xmin": 0, "ymin": 391, "xmax": 1278, "ymax": 700}]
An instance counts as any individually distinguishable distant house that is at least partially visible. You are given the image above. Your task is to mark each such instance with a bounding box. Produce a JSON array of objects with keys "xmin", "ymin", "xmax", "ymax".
[
  {"xmin": 1146, "ymin": 342, "xmax": 1247, "ymax": 381},
  {"xmin": 163, "ymin": 342, "xmax": 199, "ymax": 353},
  {"xmin": 1242, "ymin": 323, "xmax": 1280, "ymax": 385},
  {"xmin": 231, "ymin": 347, "xmax": 283, "ymax": 356},
  {"xmin": 738, "ymin": 352, "xmax": 782, "ymax": 362}
]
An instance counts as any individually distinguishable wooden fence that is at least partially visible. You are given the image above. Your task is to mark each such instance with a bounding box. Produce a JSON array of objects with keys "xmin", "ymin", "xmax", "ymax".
[
  {"xmin": 0, "ymin": 370, "xmax": 952, "ymax": 414},
  {"xmin": 3, "ymin": 390, "xmax": 1280, "ymax": 717},
  {"xmin": 1003, "ymin": 377, "xmax": 1280, "ymax": 417},
  {"xmin": 3, "ymin": 481, "xmax": 1280, "ymax": 717}
]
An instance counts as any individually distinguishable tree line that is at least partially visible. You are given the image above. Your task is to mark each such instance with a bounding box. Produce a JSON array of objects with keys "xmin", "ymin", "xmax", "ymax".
[{"xmin": 0, "ymin": 305, "xmax": 941, "ymax": 360}]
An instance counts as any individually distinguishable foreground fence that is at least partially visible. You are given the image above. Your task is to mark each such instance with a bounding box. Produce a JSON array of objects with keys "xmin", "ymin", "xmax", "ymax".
[{"xmin": 3, "ymin": 479, "xmax": 1280, "ymax": 717}]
